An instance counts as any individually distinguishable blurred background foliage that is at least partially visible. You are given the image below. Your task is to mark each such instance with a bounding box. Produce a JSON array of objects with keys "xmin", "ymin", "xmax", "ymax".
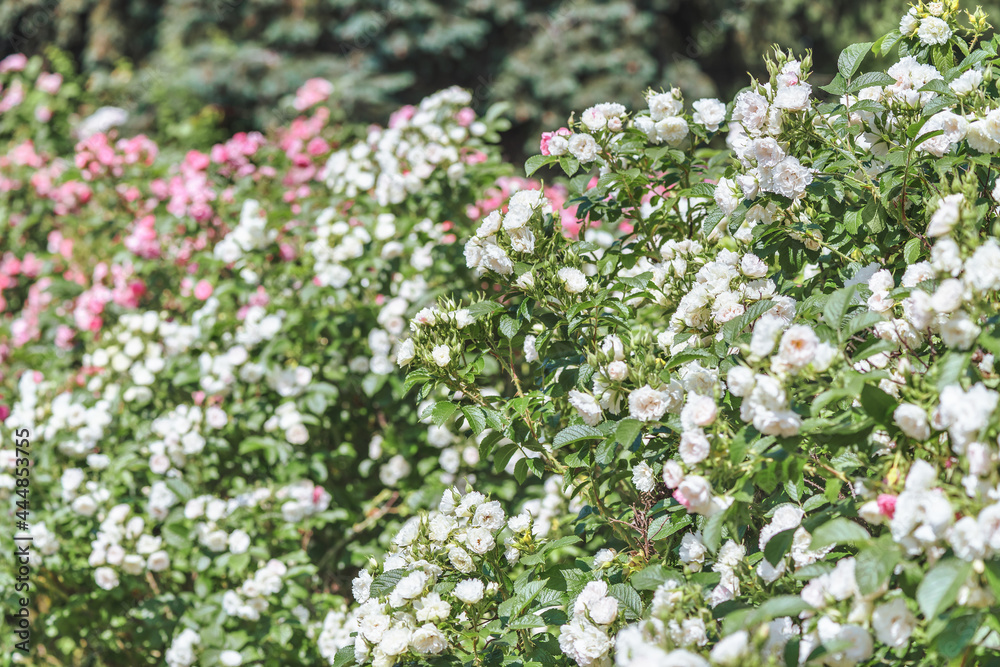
[{"xmin": 0, "ymin": 0, "xmax": 995, "ymax": 159}]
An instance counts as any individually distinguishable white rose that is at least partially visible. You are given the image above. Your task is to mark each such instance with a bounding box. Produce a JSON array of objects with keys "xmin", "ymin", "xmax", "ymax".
[
  {"xmin": 918, "ymin": 16, "xmax": 952, "ymax": 45},
  {"xmin": 632, "ymin": 462, "xmax": 657, "ymax": 493},
  {"xmin": 567, "ymin": 133, "xmax": 599, "ymax": 163},
  {"xmin": 675, "ymin": 475, "xmax": 713, "ymax": 515},
  {"xmin": 410, "ymin": 623, "xmax": 448, "ymax": 655},
  {"xmin": 894, "ymin": 403, "xmax": 930, "ymax": 441},
  {"xmin": 628, "ymin": 385, "xmax": 670, "ymax": 422},
  {"xmin": 662, "ymin": 461, "xmax": 684, "ymax": 489},
  {"xmin": 679, "ymin": 429, "xmax": 711, "ymax": 466},
  {"xmin": 229, "ymin": 529, "xmax": 251, "ymax": 554},
  {"xmin": 710, "ymin": 631, "xmax": 749, "ymax": 666},
  {"xmin": 466, "ymin": 527, "xmax": 496, "ymax": 554},
  {"xmin": 396, "ymin": 338, "xmax": 416, "ymax": 366},
  {"xmin": 432, "ymin": 345, "xmax": 451, "ymax": 367},
  {"xmin": 219, "ymin": 650, "xmax": 243, "ymax": 667},
  {"xmin": 379, "ymin": 626, "xmax": 413, "ymax": 656},
  {"xmin": 453, "ymin": 578, "xmax": 485, "ymax": 604},
  {"xmin": 449, "ymin": 546, "xmax": 475, "ymax": 573},
  {"xmin": 121, "ymin": 554, "xmax": 145, "ymax": 575},
  {"xmin": 95, "ymin": 567, "xmax": 119, "ymax": 591},
  {"xmin": 285, "ymin": 423, "xmax": 309, "ymax": 445},
  {"xmin": 557, "ymin": 267, "xmax": 589, "ymax": 294},
  {"xmin": 394, "ymin": 571, "xmax": 428, "ymax": 601},
  {"xmin": 147, "ymin": 550, "xmax": 171, "ymax": 572}
]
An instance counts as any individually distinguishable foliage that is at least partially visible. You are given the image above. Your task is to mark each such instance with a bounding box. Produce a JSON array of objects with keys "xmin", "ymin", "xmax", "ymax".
[
  {"xmin": 8, "ymin": 1, "xmax": 1000, "ymax": 666},
  {"xmin": 1, "ymin": 0, "xmax": 984, "ymax": 157}
]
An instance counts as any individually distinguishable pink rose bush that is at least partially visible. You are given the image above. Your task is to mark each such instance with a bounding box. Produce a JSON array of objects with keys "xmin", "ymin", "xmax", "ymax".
[{"xmin": 0, "ymin": 56, "xmax": 532, "ymax": 665}]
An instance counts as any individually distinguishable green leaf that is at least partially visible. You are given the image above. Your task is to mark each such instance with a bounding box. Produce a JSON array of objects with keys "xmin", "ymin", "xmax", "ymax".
[
  {"xmin": 594, "ymin": 438, "xmax": 616, "ymax": 466},
  {"xmin": 903, "ymin": 237, "xmax": 923, "ymax": 264},
  {"xmin": 808, "ymin": 518, "xmax": 870, "ymax": 550},
  {"xmin": 842, "ymin": 311, "xmax": 885, "ymax": 339},
  {"xmin": 525, "ymin": 155, "xmax": 554, "ymax": 177},
  {"xmin": 559, "ymin": 155, "xmax": 580, "ymax": 177},
  {"xmin": 467, "ymin": 301, "xmax": 505, "ymax": 319},
  {"xmin": 370, "ymin": 569, "xmax": 405, "ymax": 597},
  {"xmin": 855, "ymin": 538, "xmax": 901, "ymax": 596},
  {"xmin": 722, "ymin": 300, "xmax": 776, "ymax": 343},
  {"xmin": 819, "ymin": 73, "xmax": 846, "ymax": 96},
  {"xmin": 931, "ymin": 43, "xmax": 955, "ymax": 73},
  {"xmin": 615, "ymin": 419, "xmax": 642, "ymax": 447},
  {"xmin": 499, "ymin": 315, "xmax": 521, "ymax": 339},
  {"xmin": 917, "ymin": 558, "xmax": 971, "ymax": 619},
  {"xmin": 823, "ymin": 285, "xmax": 857, "ymax": 334},
  {"xmin": 844, "ymin": 209, "xmax": 863, "ymax": 234},
  {"xmin": 462, "ymin": 406, "xmax": 487, "ymax": 434},
  {"xmin": 426, "ymin": 401, "xmax": 460, "ymax": 426},
  {"xmin": 935, "ymin": 613, "xmax": 982, "ymax": 658},
  {"xmin": 838, "ymin": 41, "xmax": 874, "ymax": 78},
  {"xmin": 701, "ymin": 208, "xmax": 725, "ymax": 237},
  {"xmin": 332, "ymin": 646, "xmax": 355, "ymax": 667},
  {"xmin": 553, "ymin": 423, "xmax": 605, "ymax": 448},
  {"xmin": 764, "ymin": 529, "xmax": 797, "ymax": 567},
  {"xmin": 739, "ymin": 596, "xmax": 814, "ymax": 632},
  {"xmin": 846, "ymin": 71, "xmax": 897, "ymax": 93},
  {"xmin": 859, "ymin": 384, "xmax": 898, "ymax": 426},
  {"xmin": 649, "ymin": 513, "xmax": 693, "ymax": 541},
  {"xmin": 703, "ymin": 510, "xmax": 725, "ymax": 554},
  {"xmin": 494, "ymin": 443, "xmax": 518, "ymax": 473},
  {"xmin": 514, "ymin": 458, "xmax": 529, "ymax": 485},
  {"xmin": 936, "ymin": 351, "xmax": 972, "ymax": 391},
  {"xmin": 630, "ymin": 564, "xmax": 681, "ymax": 591},
  {"xmin": 878, "ymin": 30, "xmax": 903, "ymax": 56},
  {"xmin": 499, "ymin": 579, "xmax": 548, "ymax": 620},
  {"xmin": 520, "ymin": 536, "xmax": 582, "ymax": 566},
  {"xmin": 608, "ymin": 584, "xmax": 644, "ymax": 620}
]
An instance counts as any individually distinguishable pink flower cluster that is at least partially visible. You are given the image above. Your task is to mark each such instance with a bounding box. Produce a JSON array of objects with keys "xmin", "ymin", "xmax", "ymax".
[
  {"xmin": 75, "ymin": 133, "xmax": 158, "ymax": 180},
  {"xmin": 293, "ymin": 78, "xmax": 334, "ymax": 111}
]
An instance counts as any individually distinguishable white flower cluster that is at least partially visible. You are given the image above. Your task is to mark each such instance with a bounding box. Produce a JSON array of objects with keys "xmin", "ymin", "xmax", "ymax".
[
  {"xmin": 559, "ymin": 580, "xmax": 619, "ymax": 666},
  {"xmin": 42, "ymin": 390, "xmax": 114, "ymax": 457},
  {"xmin": 89, "ymin": 503, "xmax": 171, "ymax": 589},
  {"xmin": 317, "ymin": 605, "xmax": 360, "ymax": 665},
  {"xmin": 868, "ymin": 227, "xmax": 1000, "ymax": 356},
  {"xmin": 350, "ymin": 488, "xmax": 533, "ymax": 666},
  {"xmin": 276, "ymin": 479, "xmax": 332, "ymax": 522},
  {"xmin": 755, "ymin": 505, "xmax": 831, "ymax": 582},
  {"xmin": 214, "ymin": 199, "xmax": 277, "ymax": 264},
  {"xmin": 323, "ymin": 87, "xmax": 485, "ymax": 206},
  {"xmin": 222, "ymin": 559, "xmax": 289, "ymax": 621},
  {"xmin": 465, "ymin": 189, "xmax": 550, "ymax": 275},
  {"xmin": 307, "ymin": 208, "xmax": 373, "ymax": 288},
  {"xmin": 165, "ymin": 628, "xmax": 201, "ymax": 667},
  {"xmin": 263, "ymin": 402, "xmax": 310, "ymax": 445},
  {"xmin": 149, "ymin": 404, "xmax": 227, "ymax": 474},
  {"xmin": 85, "ymin": 311, "xmax": 170, "ymax": 403},
  {"xmin": 234, "ymin": 305, "xmax": 284, "ymax": 349}
]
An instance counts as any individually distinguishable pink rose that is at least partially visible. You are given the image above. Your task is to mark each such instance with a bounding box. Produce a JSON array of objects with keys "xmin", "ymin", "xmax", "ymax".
[
  {"xmin": 876, "ymin": 494, "xmax": 897, "ymax": 519},
  {"xmin": 194, "ymin": 280, "xmax": 213, "ymax": 300}
]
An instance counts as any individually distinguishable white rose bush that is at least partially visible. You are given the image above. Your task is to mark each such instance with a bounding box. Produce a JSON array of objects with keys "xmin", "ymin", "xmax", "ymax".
[{"xmin": 7, "ymin": 2, "xmax": 1000, "ymax": 665}]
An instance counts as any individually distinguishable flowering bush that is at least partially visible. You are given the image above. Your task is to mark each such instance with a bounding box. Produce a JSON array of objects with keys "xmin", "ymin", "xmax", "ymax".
[
  {"xmin": 386, "ymin": 2, "xmax": 1000, "ymax": 665},
  {"xmin": 8, "ymin": 2, "xmax": 1000, "ymax": 666},
  {"xmin": 0, "ymin": 52, "xmax": 530, "ymax": 665}
]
